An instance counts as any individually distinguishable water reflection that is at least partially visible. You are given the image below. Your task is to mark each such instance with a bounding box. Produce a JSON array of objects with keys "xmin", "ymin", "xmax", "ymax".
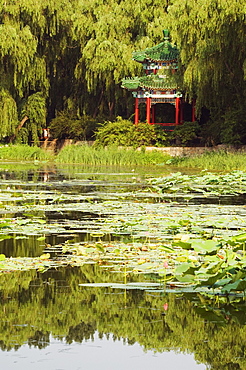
[
  {"xmin": 0, "ymin": 164, "xmax": 246, "ymax": 369},
  {"xmin": 0, "ymin": 333, "xmax": 206, "ymax": 370},
  {"xmin": 0, "ymin": 265, "xmax": 245, "ymax": 369}
]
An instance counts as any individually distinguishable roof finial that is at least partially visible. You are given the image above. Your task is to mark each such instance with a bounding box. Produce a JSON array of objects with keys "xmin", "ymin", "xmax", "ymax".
[
  {"xmin": 163, "ymin": 29, "xmax": 170, "ymax": 51},
  {"xmin": 163, "ymin": 29, "xmax": 169, "ymax": 41}
]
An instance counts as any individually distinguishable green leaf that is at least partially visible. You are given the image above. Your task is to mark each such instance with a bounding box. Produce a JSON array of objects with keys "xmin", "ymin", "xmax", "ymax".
[
  {"xmin": 222, "ymin": 279, "xmax": 246, "ymax": 293},
  {"xmin": 213, "ymin": 278, "xmax": 232, "ymax": 288},
  {"xmin": 158, "ymin": 245, "xmax": 174, "ymax": 252},
  {"xmin": 0, "ymin": 254, "xmax": 6, "ymax": 261},
  {"xmin": 175, "ymin": 262, "xmax": 194, "ymax": 274},
  {"xmin": 191, "ymin": 239, "xmax": 219, "ymax": 254},
  {"xmin": 37, "ymin": 236, "xmax": 46, "ymax": 241},
  {"xmin": 197, "ymin": 271, "xmax": 227, "ymax": 287},
  {"xmin": 0, "ymin": 235, "xmax": 12, "ymax": 241},
  {"xmin": 172, "ymin": 241, "xmax": 192, "ymax": 249},
  {"xmin": 90, "ymin": 232, "xmax": 105, "ymax": 238},
  {"xmin": 175, "ymin": 274, "xmax": 196, "ymax": 283},
  {"xmin": 231, "ymin": 233, "xmax": 246, "ymax": 243}
]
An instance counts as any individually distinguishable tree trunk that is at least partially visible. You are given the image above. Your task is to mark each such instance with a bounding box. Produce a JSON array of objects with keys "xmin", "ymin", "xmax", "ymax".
[
  {"xmin": 93, "ymin": 89, "xmax": 104, "ymax": 118},
  {"xmin": 108, "ymin": 101, "xmax": 114, "ymax": 119},
  {"xmin": 9, "ymin": 116, "xmax": 29, "ymax": 143}
]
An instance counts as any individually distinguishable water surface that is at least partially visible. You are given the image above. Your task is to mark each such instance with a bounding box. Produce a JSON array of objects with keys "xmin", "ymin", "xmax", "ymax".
[{"xmin": 0, "ymin": 163, "xmax": 245, "ymax": 369}]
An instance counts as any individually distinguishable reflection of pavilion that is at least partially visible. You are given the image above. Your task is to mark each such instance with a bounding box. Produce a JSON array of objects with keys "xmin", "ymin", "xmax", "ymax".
[{"xmin": 122, "ymin": 30, "xmax": 195, "ymax": 126}]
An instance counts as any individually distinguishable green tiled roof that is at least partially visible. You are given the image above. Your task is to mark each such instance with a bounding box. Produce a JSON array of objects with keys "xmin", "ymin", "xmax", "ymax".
[
  {"xmin": 133, "ymin": 30, "xmax": 179, "ymax": 63},
  {"xmin": 121, "ymin": 77, "xmax": 141, "ymax": 90},
  {"xmin": 122, "ymin": 74, "xmax": 179, "ymax": 91}
]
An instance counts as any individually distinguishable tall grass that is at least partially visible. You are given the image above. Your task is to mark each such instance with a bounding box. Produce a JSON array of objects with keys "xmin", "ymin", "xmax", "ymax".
[
  {"xmin": 55, "ymin": 144, "xmax": 171, "ymax": 166},
  {"xmin": 1, "ymin": 144, "xmax": 246, "ymax": 172},
  {"xmin": 171, "ymin": 150, "xmax": 246, "ymax": 171},
  {"xmin": 0, "ymin": 145, "xmax": 54, "ymax": 161}
]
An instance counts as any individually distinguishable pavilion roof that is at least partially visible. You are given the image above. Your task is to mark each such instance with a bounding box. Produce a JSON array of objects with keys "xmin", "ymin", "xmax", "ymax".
[
  {"xmin": 132, "ymin": 30, "xmax": 179, "ymax": 63},
  {"xmin": 122, "ymin": 74, "xmax": 179, "ymax": 92}
]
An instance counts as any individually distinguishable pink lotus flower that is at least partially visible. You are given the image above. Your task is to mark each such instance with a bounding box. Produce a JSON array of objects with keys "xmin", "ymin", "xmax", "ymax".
[
  {"xmin": 163, "ymin": 261, "xmax": 169, "ymax": 269},
  {"xmin": 163, "ymin": 303, "xmax": 168, "ymax": 311}
]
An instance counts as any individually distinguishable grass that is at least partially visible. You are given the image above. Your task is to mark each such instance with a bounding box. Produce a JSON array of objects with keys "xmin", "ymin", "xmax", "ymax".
[
  {"xmin": 1, "ymin": 144, "xmax": 246, "ymax": 172},
  {"xmin": 0, "ymin": 144, "xmax": 54, "ymax": 162},
  {"xmin": 168, "ymin": 150, "xmax": 246, "ymax": 171},
  {"xmin": 55, "ymin": 144, "xmax": 171, "ymax": 166}
]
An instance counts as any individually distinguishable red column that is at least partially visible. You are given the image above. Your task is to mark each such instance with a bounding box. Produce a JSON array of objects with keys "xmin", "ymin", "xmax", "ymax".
[
  {"xmin": 175, "ymin": 97, "xmax": 180, "ymax": 125},
  {"xmin": 146, "ymin": 97, "xmax": 151, "ymax": 124},
  {"xmin": 134, "ymin": 98, "xmax": 139, "ymax": 124},
  {"xmin": 180, "ymin": 98, "xmax": 183, "ymax": 124},
  {"xmin": 192, "ymin": 99, "xmax": 196, "ymax": 122},
  {"xmin": 151, "ymin": 104, "xmax": 155, "ymax": 124}
]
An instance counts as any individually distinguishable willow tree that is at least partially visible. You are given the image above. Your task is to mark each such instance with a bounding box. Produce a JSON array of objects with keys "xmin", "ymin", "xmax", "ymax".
[
  {"xmin": 73, "ymin": 0, "xmax": 168, "ymax": 119},
  {"xmin": 0, "ymin": 2, "xmax": 45, "ymax": 142},
  {"xmin": 0, "ymin": 0, "xmax": 80, "ymax": 143},
  {"xmin": 166, "ymin": 0, "xmax": 246, "ymax": 144},
  {"xmin": 0, "ymin": 0, "xmax": 176, "ymax": 141},
  {"xmin": 0, "ymin": 89, "xmax": 18, "ymax": 140}
]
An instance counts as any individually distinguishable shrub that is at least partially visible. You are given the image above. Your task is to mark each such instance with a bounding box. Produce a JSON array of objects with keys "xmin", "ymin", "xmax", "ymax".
[
  {"xmin": 169, "ymin": 121, "xmax": 201, "ymax": 146},
  {"xmin": 49, "ymin": 112, "xmax": 99, "ymax": 141},
  {"xmin": 131, "ymin": 122, "xmax": 156, "ymax": 147},
  {"xmin": 94, "ymin": 117, "xmax": 134, "ymax": 147},
  {"xmin": 94, "ymin": 117, "xmax": 157, "ymax": 147}
]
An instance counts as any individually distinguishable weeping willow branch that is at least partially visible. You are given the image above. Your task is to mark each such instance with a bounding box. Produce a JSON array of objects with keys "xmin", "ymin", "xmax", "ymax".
[{"xmin": 9, "ymin": 116, "xmax": 29, "ymax": 143}]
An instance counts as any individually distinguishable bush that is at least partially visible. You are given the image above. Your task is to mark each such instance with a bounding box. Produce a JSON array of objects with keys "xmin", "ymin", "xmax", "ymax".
[
  {"xmin": 94, "ymin": 117, "xmax": 157, "ymax": 147},
  {"xmin": 169, "ymin": 121, "xmax": 201, "ymax": 146},
  {"xmin": 131, "ymin": 122, "xmax": 157, "ymax": 147},
  {"xmin": 94, "ymin": 117, "xmax": 134, "ymax": 147},
  {"xmin": 49, "ymin": 112, "xmax": 99, "ymax": 141}
]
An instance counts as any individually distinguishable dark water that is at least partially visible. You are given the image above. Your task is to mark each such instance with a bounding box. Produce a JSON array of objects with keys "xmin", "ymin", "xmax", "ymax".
[{"xmin": 0, "ymin": 164, "xmax": 245, "ymax": 369}]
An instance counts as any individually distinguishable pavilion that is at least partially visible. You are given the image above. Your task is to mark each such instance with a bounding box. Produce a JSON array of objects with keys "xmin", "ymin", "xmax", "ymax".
[{"xmin": 121, "ymin": 30, "xmax": 196, "ymax": 126}]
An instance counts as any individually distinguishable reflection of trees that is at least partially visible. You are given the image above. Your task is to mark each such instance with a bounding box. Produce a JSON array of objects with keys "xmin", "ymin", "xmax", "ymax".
[
  {"xmin": 28, "ymin": 331, "xmax": 50, "ymax": 349},
  {"xmin": 0, "ymin": 265, "xmax": 245, "ymax": 369},
  {"xmin": 66, "ymin": 322, "xmax": 96, "ymax": 343},
  {"xmin": 0, "ymin": 235, "xmax": 45, "ymax": 258}
]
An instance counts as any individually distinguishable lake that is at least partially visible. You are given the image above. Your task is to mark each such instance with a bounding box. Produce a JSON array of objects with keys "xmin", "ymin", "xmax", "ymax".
[{"xmin": 0, "ymin": 163, "xmax": 245, "ymax": 369}]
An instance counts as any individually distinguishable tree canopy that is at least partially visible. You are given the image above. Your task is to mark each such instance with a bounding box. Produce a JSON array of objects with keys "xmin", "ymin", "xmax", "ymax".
[
  {"xmin": 0, "ymin": 0, "xmax": 245, "ymax": 144},
  {"xmin": 167, "ymin": 0, "xmax": 246, "ymax": 144}
]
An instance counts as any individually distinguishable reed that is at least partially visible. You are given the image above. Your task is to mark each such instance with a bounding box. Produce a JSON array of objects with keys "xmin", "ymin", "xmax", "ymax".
[
  {"xmin": 0, "ymin": 145, "xmax": 54, "ymax": 161},
  {"xmin": 172, "ymin": 150, "xmax": 246, "ymax": 171},
  {"xmin": 55, "ymin": 144, "xmax": 171, "ymax": 165},
  {"xmin": 1, "ymin": 144, "xmax": 246, "ymax": 172}
]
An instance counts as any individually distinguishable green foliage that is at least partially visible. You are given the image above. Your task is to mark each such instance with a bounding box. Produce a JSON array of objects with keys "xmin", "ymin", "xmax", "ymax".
[
  {"xmin": 170, "ymin": 150, "xmax": 246, "ymax": 171},
  {"xmin": 94, "ymin": 117, "xmax": 157, "ymax": 148},
  {"xmin": 169, "ymin": 121, "xmax": 201, "ymax": 146},
  {"xmin": 154, "ymin": 125, "xmax": 169, "ymax": 146},
  {"xmin": 0, "ymin": 144, "xmax": 53, "ymax": 161},
  {"xmin": 15, "ymin": 127, "xmax": 29, "ymax": 145},
  {"xmin": 94, "ymin": 117, "xmax": 134, "ymax": 147},
  {"xmin": 220, "ymin": 108, "xmax": 246, "ymax": 145},
  {"xmin": 55, "ymin": 144, "xmax": 171, "ymax": 165},
  {"xmin": 20, "ymin": 93, "xmax": 47, "ymax": 144},
  {"xmin": 94, "ymin": 119, "xmax": 200, "ymax": 149},
  {"xmin": 200, "ymin": 107, "xmax": 246, "ymax": 146},
  {"xmin": 49, "ymin": 112, "xmax": 99, "ymax": 141},
  {"xmin": 0, "ymin": 89, "xmax": 18, "ymax": 139},
  {"xmin": 131, "ymin": 122, "xmax": 157, "ymax": 147},
  {"xmin": 167, "ymin": 0, "xmax": 246, "ymax": 144},
  {"xmin": 0, "ymin": 0, "xmax": 246, "ymax": 145}
]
